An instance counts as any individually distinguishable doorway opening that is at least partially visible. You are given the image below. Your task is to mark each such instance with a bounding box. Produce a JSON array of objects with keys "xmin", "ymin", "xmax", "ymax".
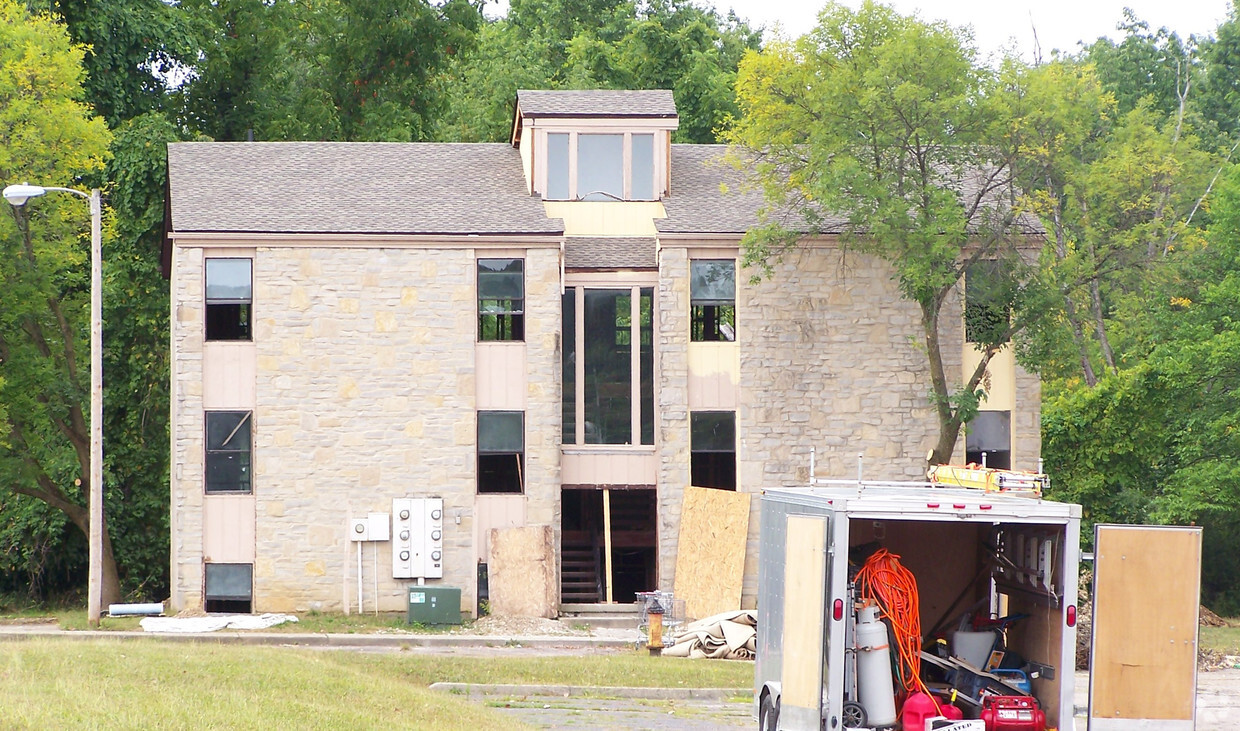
[{"xmin": 560, "ymin": 487, "xmax": 657, "ymax": 604}]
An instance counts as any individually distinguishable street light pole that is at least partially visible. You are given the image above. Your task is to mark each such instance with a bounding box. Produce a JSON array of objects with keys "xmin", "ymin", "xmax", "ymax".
[{"xmin": 3, "ymin": 183, "xmax": 105, "ymax": 627}]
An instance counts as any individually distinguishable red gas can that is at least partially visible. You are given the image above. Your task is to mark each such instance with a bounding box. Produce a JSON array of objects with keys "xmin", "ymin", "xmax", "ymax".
[
  {"xmin": 901, "ymin": 692, "xmax": 938, "ymax": 731},
  {"xmin": 979, "ymin": 695, "xmax": 1045, "ymax": 731}
]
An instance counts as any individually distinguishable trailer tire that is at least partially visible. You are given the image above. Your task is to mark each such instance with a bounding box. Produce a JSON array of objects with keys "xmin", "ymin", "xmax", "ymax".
[
  {"xmin": 841, "ymin": 701, "xmax": 866, "ymax": 729},
  {"xmin": 759, "ymin": 692, "xmax": 779, "ymax": 731}
]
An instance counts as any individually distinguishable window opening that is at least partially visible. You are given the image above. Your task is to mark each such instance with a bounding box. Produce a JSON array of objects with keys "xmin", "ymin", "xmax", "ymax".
[
  {"xmin": 547, "ymin": 133, "xmax": 570, "ymax": 200},
  {"xmin": 562, "ymin": 291, "xmax": 577, "ymax": 444},
  {"xmin": 691, "ymin": 411, "xmax": 736, "ymax": 490},
  {"xmin": 577, "ymin": 134, "xmax": 625, "ymax": 201},
  {"xmin": 205, "ymin": 258, "xmax": 252, "ymax": 341},
  {"xmin": 478, "ymin": 258, "xmax": 524, "ymax": 341},
  {"xmin": 690, "ymin": 260, "xmax": 736, "ymax": 342},
  {"xmin": 204, "ymin": 562, "xmax": 252, "ymax": 613},
  {"xmin": 205, "ymin": 411, "xmax": 252, "ymax": 494},
  {"xmin": 965, "ymin": 259, "xmax": 1013, "ymax": 344},
  {"xmin": 966, "ymin": 410, "xmax": 1012, "ymax": 470},
  {"xmin": 631, "ymin": 134, "xmax": 655, "ymax": 200},
  {"xmin": 478, "ymin": 411, "xmax": 524, "ymax": 493}
]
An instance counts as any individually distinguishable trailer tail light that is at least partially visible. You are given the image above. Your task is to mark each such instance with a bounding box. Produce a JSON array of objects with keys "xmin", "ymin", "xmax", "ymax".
[
  {"xmin": 833, "ymin": 599, "xmax": 844, "ymax": 621},
  {"xmin": 1067, "ymin": 604, "xmax": 1077, "ymax": 627},
  {"xmin": 980, "ymin": 504, "xmax": 992, "ymax": 510},
  {"xmin": 926, "ymin": 503, "xmax": 939, "ymax": 509},
  {"xmin": 953, "ymin": 503, "xmax": 966, "ymax": 509}
]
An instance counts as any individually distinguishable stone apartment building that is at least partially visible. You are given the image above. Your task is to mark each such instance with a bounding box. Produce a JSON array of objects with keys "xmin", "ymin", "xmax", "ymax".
[{"xmin": 164, "ymin": 89, "xmax": 1040, "ymax": 616}]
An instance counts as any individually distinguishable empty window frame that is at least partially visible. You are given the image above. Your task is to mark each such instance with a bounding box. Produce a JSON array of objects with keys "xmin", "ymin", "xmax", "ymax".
[
  {"xmin": 478, "ymin": 410, "xmax": 524, "ymax": 493},
  {"xmin": 205, "ymin": 258, "xmax": 252, "ymax": 341},
  {"xmin": 205, "ymin": 411, "xmax": 252, "ymax": 494},
  {"xmin": 562, "ymin": 287, "xmax": 654, "ymax": 446},
  {"xmin": 543, "ymin": 131, "xmax": 657, "ymax": 201},
  {"xmin": 204, "ymin": 562, "xmax": 253, "ymax": 613},
  {"xmin": 691, "ymin": 411, "xmax": 736, "ymax": 490},
  {"xmin": 966, "ymin": 410, "xmax": 1011, "ymax": 470},
  {"xmin": 964, "ymin": 259, "xmax": 1013, "ymax": 344},
  {"xmin": 478, "ymin": 258, "xmax": 524, "ymax": 341},
  {"xmin": 690, "ymin": 260, "xmax": 736, "ymax": 342}
]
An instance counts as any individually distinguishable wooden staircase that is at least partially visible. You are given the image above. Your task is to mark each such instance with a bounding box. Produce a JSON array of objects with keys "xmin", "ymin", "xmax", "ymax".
[{"xmin": 560, "ymin": 535, "xmax": 601, "ymax": 604}]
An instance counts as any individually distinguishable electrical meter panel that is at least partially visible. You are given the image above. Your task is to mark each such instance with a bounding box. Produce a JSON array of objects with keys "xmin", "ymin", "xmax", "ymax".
[{"xmin": 392, "ymin": 497, "xmax": 444, "ymax": 579}]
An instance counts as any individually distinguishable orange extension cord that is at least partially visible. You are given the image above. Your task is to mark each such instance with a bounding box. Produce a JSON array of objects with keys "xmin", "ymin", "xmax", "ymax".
[{"xmin": 856, "ymin": 549, "xmax": 929, "ymax": 696}]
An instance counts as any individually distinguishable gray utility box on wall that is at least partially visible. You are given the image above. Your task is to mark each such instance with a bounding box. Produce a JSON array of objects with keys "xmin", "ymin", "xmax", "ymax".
[{"xmin": 407, "ymin": 586, "xmax": 462, "ymax": 625}]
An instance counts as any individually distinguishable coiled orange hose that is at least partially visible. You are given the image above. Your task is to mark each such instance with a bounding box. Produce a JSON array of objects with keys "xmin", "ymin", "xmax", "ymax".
[{"xmin": 856, "ymin": 549, "xmax": 928, "ymax": 695}]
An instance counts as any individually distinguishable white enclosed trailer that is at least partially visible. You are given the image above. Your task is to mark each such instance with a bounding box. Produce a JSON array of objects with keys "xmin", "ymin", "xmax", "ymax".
[{"xmin": 755, "ymin": 482, "xmax": 1082, "ymax": 731}]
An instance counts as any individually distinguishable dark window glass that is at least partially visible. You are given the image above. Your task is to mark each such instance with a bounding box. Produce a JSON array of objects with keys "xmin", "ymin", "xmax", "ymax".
[
  {"xmin": 965, "ymin": 260, "xmax": 1013, "ymax": 344},
  {"xmin": 691, "ymin": 412, "xmax": 736, "ymax": 490},
  {"xmin": 966, "ymin": 410, "xmax": 1011, "ymax": 470},
  {"xmin": 205, "ymin": 562, "xmax": 252, "ymax": 613},
  {"xmin": 562, "ymin": 291, "xmax": 576, "ymax": 444},
  {"xmin": 690, "ymin": 260, "xmax": 736, "ymax": 342},
  {"xmin": 578, "ymin": 134, "xmax": 624, "ymax": 201},
  {"xmin": 205, "ymin": 411, "xmax": 252, "ymax": 494},
  {"xmin": 206, "ymin": 258, "xmax": 252, "ymax": 341},
  {"xmin": 478, "ymin": 411, "xmax": 524, "ymax": 494},
  {"xmin": 478, "ymin": 258, "xmax": 524, "ymax": 341},
  {"xmin": 632, "ymin": 134, "xmax": 655, "ymax": 200},
  {"xmin": 584, "ymin": 290, "xmax": 631, "ymax": 444},
  {"xmin": 547, "ymin": 133, "xmax": 570, "ymax": 200}
]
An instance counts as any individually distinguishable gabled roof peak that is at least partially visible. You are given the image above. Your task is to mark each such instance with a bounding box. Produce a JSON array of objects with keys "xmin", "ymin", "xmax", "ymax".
[{"xmin": 516, "ymin": 89, "xmax": 677, "ymax": 119}]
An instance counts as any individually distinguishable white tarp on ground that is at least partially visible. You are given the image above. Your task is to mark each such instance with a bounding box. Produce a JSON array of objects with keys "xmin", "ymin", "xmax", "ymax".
[
  {"xmin": 139, "ymin": 614, "xmax": 298, "ymax": 633},
  {"xmin": 663, "ymin": 609, "xmax": 756, "ymax": 659}
]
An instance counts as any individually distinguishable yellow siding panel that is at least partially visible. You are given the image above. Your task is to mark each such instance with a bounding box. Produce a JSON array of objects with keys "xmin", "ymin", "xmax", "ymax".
[{"xmin": 543, "ymin": 201, "xmax": 666, "ymax": 237}]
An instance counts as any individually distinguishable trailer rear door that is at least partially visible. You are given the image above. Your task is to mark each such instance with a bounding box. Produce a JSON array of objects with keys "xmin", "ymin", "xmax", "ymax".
[
  {"xmin": 779, "ymin": 514, "xmax": 830, "ymax": 731},
  {"xmin": 1088, "ymin": 524, "xmax": 1201, "ymax": 730}
]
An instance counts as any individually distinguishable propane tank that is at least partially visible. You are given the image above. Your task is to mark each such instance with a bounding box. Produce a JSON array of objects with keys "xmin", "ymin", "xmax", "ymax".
[{"xmin": 855, "ymin": 604, "xmax": 898, "ymax": 728}]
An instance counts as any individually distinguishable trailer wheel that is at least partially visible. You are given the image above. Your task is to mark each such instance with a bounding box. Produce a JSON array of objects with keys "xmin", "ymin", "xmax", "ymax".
[
  {"xmin": 759, "ymin": 692, "xmax": 779, "ymax": 731},
  {"xmin": 841, "ymin": 702, "xmax": 866, "ymax": 729}
]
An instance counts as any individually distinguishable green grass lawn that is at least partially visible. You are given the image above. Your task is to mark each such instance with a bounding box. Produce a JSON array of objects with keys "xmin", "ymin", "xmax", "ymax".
[
  {"xmin": 0, "ymin": 639, "xmax": 753, "ymax": 730},
  {"xmin": 1201, "ymin": 625, "xmax": 1240, "ymax": 654}
]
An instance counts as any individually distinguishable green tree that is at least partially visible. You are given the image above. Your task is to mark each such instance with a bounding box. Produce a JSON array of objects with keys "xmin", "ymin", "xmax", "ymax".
[
  {"xmin": 727, "ymin": 1, "xmax": 1042, "ymax": 465},
  {"xmin": 0, "ymin": 0, "xmax": 117, "ymax": 603}
]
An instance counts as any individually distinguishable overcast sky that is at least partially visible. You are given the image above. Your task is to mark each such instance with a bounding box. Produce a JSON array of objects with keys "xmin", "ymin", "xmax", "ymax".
[
  {"xmin": 708, "ymin": 0, "xmax": 1233, "ymax": 60},
  {"xmin": 486, "ymin": 1, "xmax": 1233, "ymax": 62}
]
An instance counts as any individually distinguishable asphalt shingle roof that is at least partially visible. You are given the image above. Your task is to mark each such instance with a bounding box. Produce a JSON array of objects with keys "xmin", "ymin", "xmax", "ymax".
[
  {"xmin": 564, "ymin": 237, "xmax": 657, "ymax": 270},
  {"xmin": 166, "ymin": 142, "xmax": 563, "ymax": 236},
  {"xmin": 517, "ymin": 90, "xmax": 677, "ymax": 118},
  {"xmin": 658, "ymin": 145, "xmax": 1044, "ymax": 237}
]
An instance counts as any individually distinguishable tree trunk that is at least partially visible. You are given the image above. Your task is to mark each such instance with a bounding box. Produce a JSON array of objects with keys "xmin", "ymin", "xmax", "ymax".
[
  {"xmin": 60, "ymin": 499, "xmax": 123, "ymax": 607},
  {"xmin": 1063, "ymin": 292, "xmax": 1098, "ymax": 387},
  {"xmin": 1090, "ymin": 276, "xmax": 1117, "ymax": 375}
]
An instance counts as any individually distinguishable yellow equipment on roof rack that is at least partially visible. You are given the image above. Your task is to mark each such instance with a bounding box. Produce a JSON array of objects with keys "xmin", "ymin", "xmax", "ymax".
[{"xmin": 926, "ymin": 464, "xmax": 1048, "ymax": 497}]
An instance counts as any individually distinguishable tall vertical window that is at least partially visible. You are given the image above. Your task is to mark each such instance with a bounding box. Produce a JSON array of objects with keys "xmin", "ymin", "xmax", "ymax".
[
  {"xmin": 691, "ymin": 412, "xmax": 736, "ymax": 490},
  {"xmin": 966, "ymin": 411, "xmax": 1011, "ymax": 470},
  {"xmin": 478, "ymin": 411, "xmax": 524, "ymax": 493},
  {"xmin": 205, "ymin": 258, "xmax": 252, "ymax": 341},
  {"xmin": 478, "ymin": 258, "xmax": 524, "ymax": 341},
  {"xmin": 205, "ymin": 411, "xmax": 252, "ymax": 494},
  {"xmin": 631, "ymin": 134, "xmax": 655, "ymax": 200},
  {"xmin": 691, "ymin": 260, "xmax": 736, "ymax": 342},
  {"xmin": 578, "ymin": 134, "xmax": 624, "ymax": 201},
  {"xmin": 562, "ymin": 287, "xmax": 654, "ymax": 446},
  {"xmin": 547, "ymin": 133, "xmax": 570, "ymax": 200},
  {"xmin": 204, "ymin": 562, "xmax": 252, "ymax": 613},
  {"xmin": 965, "ymin": 259, "xmax": 1013, "ymax": 344}
]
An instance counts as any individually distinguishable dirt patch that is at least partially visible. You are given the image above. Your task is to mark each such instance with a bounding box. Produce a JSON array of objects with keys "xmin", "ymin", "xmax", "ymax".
[
  {"xmin": 450, "ymin": 615, "xmax": 591, "ymax": 637},
  {"xmin": 1201, "ymin": 606, "xmax": 1232, "ymax": 627},
  {"xmin": 0, "ymin": 616, "xmax": 57, "ymax": 626}
]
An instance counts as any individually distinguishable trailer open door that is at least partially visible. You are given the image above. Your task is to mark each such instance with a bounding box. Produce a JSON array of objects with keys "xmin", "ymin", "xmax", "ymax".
[
  {"xmin": 1088, "ymin": 524, "xmax": 1202, "ymax": 730},
  {"xmin": 777, "ymin": 514, "xmax": 830, "ymax": 731}
]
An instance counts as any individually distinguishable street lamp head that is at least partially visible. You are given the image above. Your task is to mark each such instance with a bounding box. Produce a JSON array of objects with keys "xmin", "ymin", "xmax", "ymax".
[{"xmin": 3, "ymin": 183, "xmax": 48, "ymax": 207}]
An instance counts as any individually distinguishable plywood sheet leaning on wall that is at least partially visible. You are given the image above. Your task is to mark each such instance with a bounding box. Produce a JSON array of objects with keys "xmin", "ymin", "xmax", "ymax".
[
  {"xmin": 489, "ymin": 525, "xmax": 558, "ymax": 618},
  {"xmin": 673, "ymin": 487, "xmax": 751, "ymax": 620}
]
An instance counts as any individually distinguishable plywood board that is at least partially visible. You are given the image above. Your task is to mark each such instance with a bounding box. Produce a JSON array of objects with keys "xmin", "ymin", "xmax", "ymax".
[
  {"xmin": 780, "ymin": 515, "xmax": 827, "ymax": 730},
  {"xmin": 1090, "ymin": 525, "xmax": 1201, "ymax": 724},
  {"xmin": 673, "ymin": 487, "xmax": 751, "ymax": 620},
  {"xmin": 488, "ymin": 525, "xmax": 557, "ymax": 619}
]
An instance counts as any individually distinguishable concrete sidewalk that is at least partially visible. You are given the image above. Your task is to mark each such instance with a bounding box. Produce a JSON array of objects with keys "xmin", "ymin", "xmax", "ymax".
[{"xmin": 0, "ymin": 622, "xmax": 645, "ymax": 651}]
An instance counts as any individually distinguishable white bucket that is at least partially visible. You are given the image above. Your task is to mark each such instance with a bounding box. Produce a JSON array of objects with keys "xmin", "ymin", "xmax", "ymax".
[{"xmin": 950, "ymin": 630, "xmax": 997, "ymax": 668}]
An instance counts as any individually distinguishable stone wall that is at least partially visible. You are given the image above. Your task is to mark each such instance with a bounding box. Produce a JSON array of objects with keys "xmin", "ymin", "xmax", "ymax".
[
  {"xmin": 170, "ymin": 246, "xmax": 205, "ymax": 609},
  {"xmin": 171, "ymin": 243, "xmax": 561, "ymax": 615},
  {"xmin": 655, "ymin": 247, "xmax": 691, "ymax": 593}
]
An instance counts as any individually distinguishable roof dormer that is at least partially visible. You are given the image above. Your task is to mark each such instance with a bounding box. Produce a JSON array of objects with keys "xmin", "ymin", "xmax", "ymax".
[{"xmin": 511, "ymin": 90, "xmax": 679, "ymax": 201}]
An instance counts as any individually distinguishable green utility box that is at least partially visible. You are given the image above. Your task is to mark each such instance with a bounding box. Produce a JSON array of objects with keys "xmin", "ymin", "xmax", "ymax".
[{"xmin": 407, "ymin": 586, "xmax": 462, "ymax": 625}]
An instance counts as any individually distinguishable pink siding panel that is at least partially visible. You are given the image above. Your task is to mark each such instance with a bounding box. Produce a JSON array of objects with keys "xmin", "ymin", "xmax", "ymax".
[
  {"xmin": 203, "ymin": 342, "xmax": 256, "ymax": 408},
  {"xmin": 475, "ymin": 342, "xmax": 527, "ymax": 410},
  {"xmin": 203, "ymin": 495, "xmax": 256, "ymax": 563},
  {"xmin": 475, "ymin": 495, "xmax": 527, "ymax": 563},
  {"xmin": 561, "ymin": 451, "xmax": 657, "ymax": 486}
]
